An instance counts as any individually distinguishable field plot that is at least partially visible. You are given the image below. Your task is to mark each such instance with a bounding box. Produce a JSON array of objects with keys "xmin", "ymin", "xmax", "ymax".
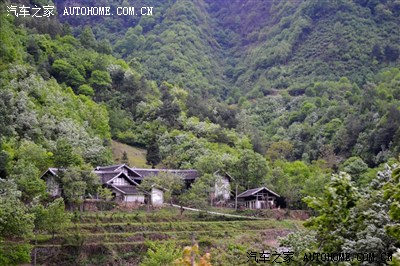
[{"xmin": 33, "ymin": 207, "xmax": 302, "ymax": 265}]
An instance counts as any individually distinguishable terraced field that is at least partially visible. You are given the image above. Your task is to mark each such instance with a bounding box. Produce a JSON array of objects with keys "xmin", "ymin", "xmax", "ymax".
[{"xmin": 33, "ymin": 207, "xmax": 303, "ymax": 265}]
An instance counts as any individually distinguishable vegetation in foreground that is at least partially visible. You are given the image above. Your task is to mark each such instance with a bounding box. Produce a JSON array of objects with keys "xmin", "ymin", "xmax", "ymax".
[
  {"xmin": 30, "ymin": 207, "xmax": 302, "ymax": 265},
  {"xmin": 279, "ymin": 162, "xmax": 400, "ymax": 266}
]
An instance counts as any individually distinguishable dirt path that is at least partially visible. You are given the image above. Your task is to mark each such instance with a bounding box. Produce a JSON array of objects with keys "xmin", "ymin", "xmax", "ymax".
[{"xmin": 167, "ymin": 204, "xmax": 265, "ymax": 220}]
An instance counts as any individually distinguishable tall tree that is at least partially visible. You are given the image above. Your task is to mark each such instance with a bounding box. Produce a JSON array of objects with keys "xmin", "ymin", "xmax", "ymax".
[
  {"xmin": 79, "ymin": 27, "xmax": 97, "ymax": 50},
  {"xmin": 384, "ymin": 44, "xmax": 400, "ymax": 62},
  {"xmin": 180, "ymin": 174, "xmax": 215, "ymax": 208},
  {"xmin": 233, "ymin": 149, "xmax": 268, "ymax": 189},
  {"xmin": 53, "ymin": 139, "xmax": 83, "ymax": 168},
  {"xmin": 0, "ymin": 150, "xmax": 9, "ymax": 179},
  {"xmin": 121, "ymin": 151, "xmax": 129, "ymax": 165},
  {"xmin": 384, "ymin": 162, "xmax": 400, "ymax": 241},
  {"xmin": 141, "ymin": 172, "xmax": 184, "ymax": 204},
  {"xmin": 158, "ymin": 83, "xmax": 181, "ymax": 128},
  {"xmin": 58, "ymin": 167, "xmax": 99, "ymax": 210},
  {"xmin": 0, "ymin": 179, "xmax": 34, "ymax": 265},
  {"xmin": 304, "ymin": 172, "xmax": 360, "ymax": 253},
  {"xmin": 44, "ymin": 198, "xmax": 72, "ymax": 239},
  {"xmin": 146, "ymin": 141, "xmax": 161, "ymax": 168}
]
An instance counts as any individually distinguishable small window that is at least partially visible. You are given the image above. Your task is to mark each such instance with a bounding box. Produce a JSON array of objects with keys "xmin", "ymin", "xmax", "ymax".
[{"xmin": 113, "ymin": 177, "xmax": 129, "ymax": 186}]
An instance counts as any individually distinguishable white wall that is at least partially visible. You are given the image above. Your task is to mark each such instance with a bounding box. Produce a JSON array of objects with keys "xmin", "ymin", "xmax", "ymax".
[
  {"xmin": 215, "ymin": 175, "xmax": 231, "ymax": 201},
  {"xmin": 125, "ymin": 195, "xmax": 145, "ymax": 203},
  {"xmin": 151, "ymin": 188, "xmax": 164, "ymax": 206}
]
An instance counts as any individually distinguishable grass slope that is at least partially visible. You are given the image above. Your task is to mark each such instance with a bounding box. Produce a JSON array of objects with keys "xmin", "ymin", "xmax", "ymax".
[{"xmin": 111, "ymin": 140, "xmax": 148, "ymax": 168}]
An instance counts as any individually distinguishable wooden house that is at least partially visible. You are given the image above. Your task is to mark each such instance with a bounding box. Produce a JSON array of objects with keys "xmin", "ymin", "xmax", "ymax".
[
  {"xmin": 41, "ymin": 168, "xmax": 64, "ymax": 197},
  {"xmin": 94, "ymin": 165, "xmax": 199, "ymax": 203},
  {"xmin": 94, "ymin": 170, "xmax": 149, "ymax": 203},
  {"xmin": 237, "ymin": 187, "xmax": 280, "ymax": 209},
  {"xmin": 41, "ymin": 164, "xmax": 199, "ymax": 206}
]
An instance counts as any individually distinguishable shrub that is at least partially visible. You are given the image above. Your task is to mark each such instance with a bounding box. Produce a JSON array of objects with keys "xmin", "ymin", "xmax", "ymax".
[{"xmin": 140, "ymin": 241, "xmax": 181, "ymax": 266}]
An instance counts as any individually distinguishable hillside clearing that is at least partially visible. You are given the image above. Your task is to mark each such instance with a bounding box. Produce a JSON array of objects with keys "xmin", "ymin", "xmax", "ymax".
[{"xmin": 111, "ymin": 140, "xmax": 148, "ymax": 168}]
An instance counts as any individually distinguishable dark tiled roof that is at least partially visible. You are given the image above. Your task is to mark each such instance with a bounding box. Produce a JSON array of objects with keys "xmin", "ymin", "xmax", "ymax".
[
  {"xmin": 95, "ymin": 164, "xmax": 125, "ymax": 172},
  {"xmin": 114, "ymin": 186, "xmax": 140, "ymax": 194},
  {"xmin": 169, "ymin": 170, "xmax": 198, "ymax": 180},
  {"xmin": 94, "ymin": 171, "xmax": 140, "ymax": 187},
  {"xmin": 95, "ymin": 164, "xmax": 141, "ymax": 178},
  {"xmin": 132, "ymin": 169, "xmax": 159, "ymax": 178},
  {"xmin": 94, "ymin": 171, "xmax": 120, "ymax": 183},
  {"xmin": 132, "ymin": 169, "xmax": 199, "ymax": 180},
  {"xmin": 48, "ymin": 168, "xmax": 60, "ymax": 175},
  {"xmin": 109, "ymin": 184, "xmax": 150, "ymax": 195},
  {"xmin": 214, "ymin": 170, "xmax": 234, "ymax": 181},
  {"xmin": 40, "ymin": 168, "xmax": 66, "ymax": 178},
  {"xmin": 237, "ymin": 187, "xmax": 280, "ymax": 198}
]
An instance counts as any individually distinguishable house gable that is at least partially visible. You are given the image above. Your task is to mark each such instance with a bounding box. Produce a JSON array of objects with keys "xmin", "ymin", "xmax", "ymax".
[
  {"xmin": 237, "ymin": 187, "xmax": 280, "ymax": 209},
  {"xmin": 95, "ymin": 164, "xmax": 141, "ymax": 178},
  {"xmin": 237, "ymin": 187, "xmax": 280, "ymax": 198},
  {"xmin": 40, "ymin": 168, "xmax": 65, "ymax": 197},
  {"xmin": 106, "ymin": 172, "xmax": 140, "ymax": 187}
]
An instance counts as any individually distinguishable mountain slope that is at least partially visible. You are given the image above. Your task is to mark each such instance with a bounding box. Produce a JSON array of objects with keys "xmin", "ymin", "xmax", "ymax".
[
  {"xmin": 50, "ymin": 0, "xmax": 400, "ymax": 165},
  {"xmin": 206, "ymin": 0, "xmax": 400, "ymax": 96}
]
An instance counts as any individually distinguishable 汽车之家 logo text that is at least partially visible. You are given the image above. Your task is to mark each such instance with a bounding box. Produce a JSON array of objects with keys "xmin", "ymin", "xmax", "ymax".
[{"xmin": 7, "ymin": 5, "xmax": 55, "ymax": 17}]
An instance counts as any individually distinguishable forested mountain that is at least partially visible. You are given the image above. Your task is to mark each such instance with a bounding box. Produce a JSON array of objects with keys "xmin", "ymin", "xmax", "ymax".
[
  {"xmin": 54, "ymin": 0, "xmax": 400, "ymax": 166},
  {"xmin": 1, "ymin": 0, "xmax": 400, "ymax": 264},
  {"xmin": 208, "ymin": 0, "xmax": 400, "ymax": 94},
  {"xmin": 59, "ymin": 0, "xmax": 400, "ymax": 97}
]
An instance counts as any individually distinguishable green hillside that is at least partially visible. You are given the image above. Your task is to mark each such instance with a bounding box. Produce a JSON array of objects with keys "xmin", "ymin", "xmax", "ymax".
[
  {"xmin": 56, "ymin": 0, "xmax": 400, "ymax": 166},
  {"xmin": 209, "ymin": 0, "xmax": 400, "ymax": 94},
  {"xmin": 62, "ymin": 0, "xmax": 400, "ymax": 99}
]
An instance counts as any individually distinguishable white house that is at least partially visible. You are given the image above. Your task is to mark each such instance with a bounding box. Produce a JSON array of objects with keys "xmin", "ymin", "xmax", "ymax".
[{"xmin": 214, "ymin": 171, "xmax": 233, "ymax": 201}]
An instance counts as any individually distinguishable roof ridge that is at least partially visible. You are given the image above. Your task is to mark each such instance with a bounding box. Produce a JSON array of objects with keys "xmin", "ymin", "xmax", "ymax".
[
  {"xmin": 237, "ymin": 186, "xmax": 280, "ymax": 198},
  {"xmin": 97, "ymin": 163, "xmax": 125, "ymax": 167},
  {"xmin": 93, "ymin": 170, "xmax": 124, "ymax": 173},
  {"xmin": 133, "ymin": 168, "xmax": 197, "ymax": 171}
]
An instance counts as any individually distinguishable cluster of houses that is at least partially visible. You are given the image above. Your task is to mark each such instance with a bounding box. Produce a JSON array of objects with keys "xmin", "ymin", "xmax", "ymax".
[{"xmin": 41, "ymin": 164, "xmax": 281, "ymax": 209}]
